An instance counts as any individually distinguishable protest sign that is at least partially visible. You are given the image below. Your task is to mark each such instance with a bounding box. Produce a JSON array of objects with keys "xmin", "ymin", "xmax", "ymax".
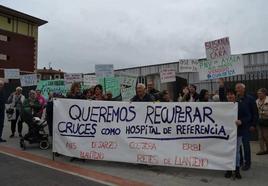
[
  {"xmin": 53, "ymin": 99, "xmax": 237, "ymax": 170},
  {"xmin": 4, "ymin": 69, "xmax": 20, "ymax": 79},
  {"xmin": 198, "ymin": 55, "xmax": 244, "ymax": 80},
  {"xmin": 0, "ymin": 54, "xmax": 7, "ymax": 60},
  {"xmin": 37, "ymin": 79, "xmax": 68, "ymax": 99},
  {"xmin": 64, "ymin": 73, "xmax": 82, "ymax": 84},
  {"xmin": 160, "ymin": 68, "xmax": 176, "ymax": 83},
  {"xmin": 83, "ymin": 75, "xmax": 97, "ymax": 87},
  {"xmin": 205, "ymin": 37, "xmax": 231, "ymax": 60},
  {"xmin": 119, "ymin": 75, "xmax": 137, "ymax": 101},
  {"xmin": 95, "ymin": 64, "xmax": 114, "ymax": 78},
  {"xmin": 97, "ymin": 77, "xmax": 120, "ymax": 98},
  {"xmin": 179, "ymin": 60, "xmax": 199, "ymax": 73},
  {"xmin": 20, "ymin": 74, "xmax": 37, "ymax": 87}
]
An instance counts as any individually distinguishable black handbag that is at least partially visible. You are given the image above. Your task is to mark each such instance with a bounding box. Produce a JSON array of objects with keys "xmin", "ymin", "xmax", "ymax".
[{"xmin": 6, "ymin": 108, "xmax": 14, "ymax": 115}]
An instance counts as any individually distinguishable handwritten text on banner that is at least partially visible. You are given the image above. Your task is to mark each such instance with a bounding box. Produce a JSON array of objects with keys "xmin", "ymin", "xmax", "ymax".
[
  {"xmin": 53, "ymin": 99, "xmax": 237, "ymax": 170},
  {"xmin": 198, "ymin": 55, "xmax": 244, "ymax": 80}
]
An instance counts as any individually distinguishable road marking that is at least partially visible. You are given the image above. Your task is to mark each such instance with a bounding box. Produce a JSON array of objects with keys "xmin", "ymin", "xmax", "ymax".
[{"xmin": 0, "ymin": 145, "xmax": 150, "ymax": 186}]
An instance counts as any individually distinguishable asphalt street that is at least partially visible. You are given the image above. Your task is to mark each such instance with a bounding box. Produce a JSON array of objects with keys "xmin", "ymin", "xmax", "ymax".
[{"xmin": 0, "ymin": 153, "xmax": 107, "ymax": 186}]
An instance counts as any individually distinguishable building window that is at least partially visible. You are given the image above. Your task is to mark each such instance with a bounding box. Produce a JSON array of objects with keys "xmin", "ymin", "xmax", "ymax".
[
  {"xmin": 0, "ymin": 54, "xmax": 7, "ymax": 60},
  {"xmin": 7, "ymin": 18, "xmax": 11, "ymax": 24},
  {"xmin": 0, "ymin": 34, "xmax": 8, "ymax": 42}
]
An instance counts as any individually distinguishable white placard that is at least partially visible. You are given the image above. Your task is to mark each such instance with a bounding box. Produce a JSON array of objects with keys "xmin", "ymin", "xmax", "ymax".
[
  {"xmin": 205, "ymin": 37, "xmax": 231, "ymax": 60},
  {"xmin": 20, "ymin": 74, "xmax": 37, "ymax": 87},
  {"xmin": 0, "ymin": 34, "xmax": 8, "ymax": 42},
  {"xmin": 95, "ymin": 64, "xmax": 114, "ymax": 78},
  {"xmin": 179, "ymin": 59, "xmax": 199, "ymax": 73},
  {"xmin": 53, "ymin": 99, "xmax": 237, "ymax": 170},
  {"xmin": 83, "ymin": 75, "xmax": 97, "ymax": 86},
  {"xmin": 198, "ymin": 55, "xmax": 244, "ymax": 81},
  {"xmin": 64, "ymin": 73, "xmax": 82, "ymax": 84},
  {"xmin": 0, "ymin": 54, "xmax": 7, "ymax": 60},
  {"xmin": 160, "ymin": 68, "xmax": 176, "ymax": 83},
  {"xmin": 119, "ymin": 75, "xmax": 137, "ymax": 101},
  {"xmin": 4, "ymin": 69, "xmax": 20, "ymax": 79}
]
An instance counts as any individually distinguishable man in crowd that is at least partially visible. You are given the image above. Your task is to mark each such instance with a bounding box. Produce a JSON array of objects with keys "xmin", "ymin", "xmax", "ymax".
[
  {"xmin": 0, "ymin": 80, "xmax": 6, "ymax": 142},
  {"xmin": 235, "ymin": 83, "xmax": 258, "ymax": 171},
  {"xmin": 188, "ymin": 84, "xmax": 199, "ymax": 102},
  {"xmin": 147, "ymin": 81, "xmax": 159, "ymax": 100},
  {"xmin": 131, "ymin": 83, "xmax": 154, "ymax": 102}
]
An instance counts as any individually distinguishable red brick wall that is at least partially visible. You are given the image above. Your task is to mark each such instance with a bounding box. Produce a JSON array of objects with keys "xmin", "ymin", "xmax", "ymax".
[{"xmin": 0, "ymin": 28, "xmax": 35, "ymax": 77}]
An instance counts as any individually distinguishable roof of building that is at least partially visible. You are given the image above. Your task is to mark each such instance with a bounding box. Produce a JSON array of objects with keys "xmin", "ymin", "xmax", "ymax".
[
  {"xmin": 37, "ymin": 68, "xmax": 64, "ymax": 74},
  {"xmin": 113, "ymin": 49, "xmax": 268, "ymax": 72},
  {"xmin": 0, "ymin": 5, "xmax": 47, "ymax": 26}
]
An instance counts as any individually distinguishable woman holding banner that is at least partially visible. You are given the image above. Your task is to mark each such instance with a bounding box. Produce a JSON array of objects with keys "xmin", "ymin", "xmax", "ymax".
[{"xmin": 225, "ymin": 89, "xmax": 243, "ymax": 179}]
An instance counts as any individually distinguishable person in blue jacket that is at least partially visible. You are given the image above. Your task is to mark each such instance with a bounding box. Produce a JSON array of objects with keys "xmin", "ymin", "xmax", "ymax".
[{"xmin": 235, "ymin": 83, "xmax": 258, "ymax": 171}]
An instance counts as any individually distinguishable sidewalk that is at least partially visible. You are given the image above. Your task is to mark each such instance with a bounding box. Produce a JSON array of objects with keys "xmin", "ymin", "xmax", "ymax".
[{"xmin": 1, "ymin": 118, "xmax": 268, "ymax": 186}]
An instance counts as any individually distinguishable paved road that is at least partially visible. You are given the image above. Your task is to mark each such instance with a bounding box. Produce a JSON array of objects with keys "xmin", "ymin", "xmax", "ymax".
[{"xmin": 0, "ymin": 153, "xmax": 106, "ymax": 186}]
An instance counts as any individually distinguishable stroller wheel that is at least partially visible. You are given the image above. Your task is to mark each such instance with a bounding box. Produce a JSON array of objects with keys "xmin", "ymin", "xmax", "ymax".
[
  {"xmin": 39, "ymin": 140, "xmax": 49, "ymax": 150},
  {"xmin": 20, "ymin": 139, "xmax": 26, "ymax": 150}
]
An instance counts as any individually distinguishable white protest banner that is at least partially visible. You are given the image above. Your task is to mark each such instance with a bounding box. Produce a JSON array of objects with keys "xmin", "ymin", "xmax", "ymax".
[
  {"xmin": 205, "ymin": 37, "xmax": 231, "ymax": 60},
  {"xmin": 199, "ymin": 55, "xmax": 244, "ymax": 81},
  {"xmin": 4, "ymin": 69, "xmax": 20, "ymax": 79},
  {"xmin": 53, "ymin": 99, "xmax": 237, "ymax": 170},
  {"xmin": 179, "ymin": 59, "xmax": 199, "ymax": 73},
  {"xmin": 95, "ymin": 64, "xmax": 114, "ymax": 78},
  {"xmin": 119, "ymin": 75, "xmax": 137, "ymax": 101},
  {"xmin": 160, "ymin": 68, "xmax": 176, "ymax": 83},
  {"xmin": 64, "ymin": 73, "xmax": 82, "ymax": 84},
  {"xmin": 83, "ymin": 75, "xmax": 97, "ymax": 86},
  {"xmin": 20, "ymin": 74, "xmax": 37, "ymax": 87}
]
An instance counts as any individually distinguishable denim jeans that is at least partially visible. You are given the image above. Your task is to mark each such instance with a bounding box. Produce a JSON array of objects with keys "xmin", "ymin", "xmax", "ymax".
[
  {"xmin": 236, "ymin": 136, "xmax": 243, "ymax": 167},
  {"xmin": 242, "ymin": 131, "xmax": 251, "ymax": 166}
]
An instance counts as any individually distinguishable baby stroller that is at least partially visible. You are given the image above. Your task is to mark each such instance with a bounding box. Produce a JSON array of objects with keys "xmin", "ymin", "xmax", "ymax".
[{"xmin": 19, "ymin": 111, "xmax": 49, "ymax": 150}]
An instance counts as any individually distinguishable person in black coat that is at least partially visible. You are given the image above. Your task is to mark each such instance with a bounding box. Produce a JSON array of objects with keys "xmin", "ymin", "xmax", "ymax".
[
  {"xmin": 198, "ymin": 89, "xmax": 210, "ymax": 102},
  {"xmin": 0, "ymin": 80, "xmax": 7, "ymax": 142},
  {"xmin": 46, "ymin": 92, "xmax": 54, "ymax": 136}
]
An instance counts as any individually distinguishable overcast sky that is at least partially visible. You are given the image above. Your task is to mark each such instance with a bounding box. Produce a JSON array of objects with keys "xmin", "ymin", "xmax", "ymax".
[{"xmin": 1, "ymin": 0, "xmax": 267, "ymax": 73}]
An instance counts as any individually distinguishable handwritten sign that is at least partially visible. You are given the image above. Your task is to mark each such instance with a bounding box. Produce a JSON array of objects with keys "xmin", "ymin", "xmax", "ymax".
[
  {"xmin": 160, "ymin": 68, "xmax": 176, "ymax": 83},
  {"xmin": 119, "ymin": 75, "xmax": 137, "ymax": 101},
  {"xmin": 53, "ymin": 99, "xmax": 237, "ymax": 170},
  {"xmin": 95, "ymin": 64, "xmax": 114, "ymax": 78},
  {"xmin": 37, "ymin": 79, "xmax": 68, "ymax": 99},
  {"xmin": 4, "ymin": 69, "xmax": 20, "ymax": 79},
  {"xmin": 97, "ymin": 77, "xmax": 120, "ymax": 98},
  {"xmin": 179, "ymin": 59, "xmax": 199, "ymax": 73},
  {"xmin": 205, "ymin": 37, "xmax": 231, "ymax": 60},
  {"xmin": 198, "ymin": 55, "xmax": 244, "ymax": 80},
  {"xmin": 83, "ymin": 75, "xmax": 97, "ymax": 87},
  {"xmin": 64, "ymin": 73, "xmax": 82, "ymax": 84},
  {"xmin": 20, "ymin": 74, "xmax": 37, "ymax": 87}
]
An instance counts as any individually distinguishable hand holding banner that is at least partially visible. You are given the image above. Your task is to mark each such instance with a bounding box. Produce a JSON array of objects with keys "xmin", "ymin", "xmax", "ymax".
[{"xmin": 53, "ymin": 99, "xmax": 237, "ymax": 170}]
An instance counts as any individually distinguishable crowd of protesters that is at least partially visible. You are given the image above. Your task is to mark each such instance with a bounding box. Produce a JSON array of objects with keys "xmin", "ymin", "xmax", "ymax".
[{"xmin": 0, "ymin": 78, "xmax": 268, "ymax": 180}]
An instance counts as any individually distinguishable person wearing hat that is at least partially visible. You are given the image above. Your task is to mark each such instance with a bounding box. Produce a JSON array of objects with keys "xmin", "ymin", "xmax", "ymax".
[{"xmin": 7, "ymin": 86, "xmax": 25, "ymax": 138}]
